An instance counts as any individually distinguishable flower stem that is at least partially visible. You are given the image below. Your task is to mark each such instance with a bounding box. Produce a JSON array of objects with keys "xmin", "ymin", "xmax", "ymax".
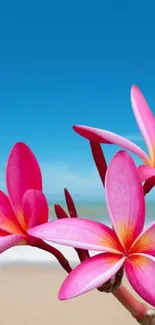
[
  {"xmin": 54, "ymin": 202, "xmax": 90, "ymax": 262},
  {"xmin": 28, "ymin": 236, "xmax": 72, "ymax": 274},
  {"xmin": 113, "ymin": 285, "xmax": 147, "ymax": 322},
  {"xmin": 75, "ymin": 248, "xmax": 90, "ymax": 262},
  {"xmin": 143, "ymin": 177, "xmax": 155, "ymax": 195},
  {"xmin": 64, "ymin": 188, "xmax": 78, "ymax": 218},
  {"xmin": 64, "ymin": 188, "xmax": 90, "ymax": 261},
  {"xmin": 89, "ymin": 141, "xmax": 107, "ymax": 186},
  {"xmin": 138, "ymin": 309, "xmax": 155, "ymax": 325}
]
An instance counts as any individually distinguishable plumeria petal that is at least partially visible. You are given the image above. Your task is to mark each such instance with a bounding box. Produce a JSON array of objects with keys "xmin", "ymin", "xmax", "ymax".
[
  {"xmin": 130, "ymin": 221, "xmax": 155, "ymax": 256},
  {"xmin": 105, "ymin": 151, "xmax": 145, "ymax": 250},
  {"xmin": 0, "ymin": 190, "xmax": 24, "ymax": 234},
  {"xmin": 59, "ymin": 253, "xmax": 125, "ymax": 299},
  {"xmin": 0, "ymin": 229, "xmax": 10, "ymax": 236},
  {"xmin": 6, "ymin": 142, "xmax": 42, "ymax": 229},
  {"xmin": 131, "ymin": 85, "xmax": 155, "ymax": 167},
  {"xmin": 22, "ymin": 189, "xmax": 48, "ymax": 229},
  {"xmin": 27, "ymin": 218, "xmax": 123, "ymax": 253},
  {"xmin": 73, "ymin": 125, "xmax": 150, "ymax": 164},
  {"xmin": 0, "ymin": 234, "xmax": 26, "ymax": 254},
  {"xmin": 125, "ymin": 253, "xmax": 155, "ymax": 307},
  {"xmin": 138, "ymin": 165, "xmax": 155, "ymax": 182}
]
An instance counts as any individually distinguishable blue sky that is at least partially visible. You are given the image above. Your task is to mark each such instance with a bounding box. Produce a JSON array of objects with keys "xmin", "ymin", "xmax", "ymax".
[{"xmin": 0, "ymin": 1, "xmax": 155, "ymax": 201}]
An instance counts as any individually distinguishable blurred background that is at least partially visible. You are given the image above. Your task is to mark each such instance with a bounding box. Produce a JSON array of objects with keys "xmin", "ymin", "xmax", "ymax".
[{"xmin": 0, "ymin": 2, "xmax": 154, "ymax": 324}]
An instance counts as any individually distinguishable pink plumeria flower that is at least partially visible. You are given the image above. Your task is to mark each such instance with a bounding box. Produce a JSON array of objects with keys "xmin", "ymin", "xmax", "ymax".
[
  {"xmin": 0, "ymin": 142, "xmax": 49, "ymax": 253},
  {"xmin": 28, "ymin": 151, "xmax": 155, "ymax": 306},
  {"xmin": 73, "ymin": 85, "xmax": 155, "ymax": 186}
]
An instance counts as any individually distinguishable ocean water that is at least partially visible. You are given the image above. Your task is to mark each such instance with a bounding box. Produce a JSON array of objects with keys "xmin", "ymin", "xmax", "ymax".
[
  {"xmin": 0, "ymin": 201, "xmax": 154, "ymax": 266},
  {"xmin": 49, "ymin": 200, "xmax": 155, "ymax": 225}
]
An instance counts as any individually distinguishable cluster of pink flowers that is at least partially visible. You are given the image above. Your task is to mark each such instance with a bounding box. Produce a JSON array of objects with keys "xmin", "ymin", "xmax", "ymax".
[{"xmin": 1, "ymin": 85, "xmax": 155, "ymax": 323}]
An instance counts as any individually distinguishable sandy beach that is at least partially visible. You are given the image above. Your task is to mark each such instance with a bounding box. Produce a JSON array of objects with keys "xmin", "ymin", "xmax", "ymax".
[{"xmin": 0, "ymin": 263, "xmax": 150, "ymax": 325}]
